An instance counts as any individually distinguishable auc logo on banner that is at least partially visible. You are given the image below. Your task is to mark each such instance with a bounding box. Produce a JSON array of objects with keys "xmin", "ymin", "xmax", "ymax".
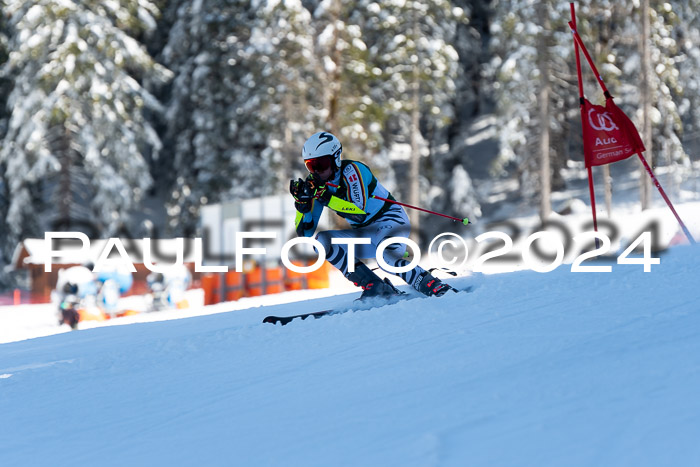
[
  {"xmin": 588, "ymin": 107, "xmax": 620, "ymax": 147},
  {"xmin": 588, "ymin": 107, "xmax": 618, "ymax": 132}
]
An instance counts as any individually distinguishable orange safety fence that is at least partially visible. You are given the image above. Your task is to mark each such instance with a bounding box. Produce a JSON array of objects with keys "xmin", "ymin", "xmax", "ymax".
[
  {"xmin": 307, "ymin": 261, "xmax": 331, "ymax": 289},
  {"xmin": 201, "ymin": 272, "xmax": 245, "ymax": 305},
  {"xmin": 284, "ymin": 260, "xmax": 331, "ymax": 290},
  {"xmin": 245, "ymin": 266, "xmax": 284, "ymax": 297},
  {"xmin": 283, "ymin": 263, "xmax": 307, "ymax": 291},
  {"xmin": 200, "ymin": 261, "xmax": 332, "ymax": 305}
]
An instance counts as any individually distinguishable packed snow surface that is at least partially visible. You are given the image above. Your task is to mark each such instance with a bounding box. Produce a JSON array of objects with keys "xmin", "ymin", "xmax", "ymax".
[{"xmin": 2, "ymin": 245, "xmax": 700, "ymax": 466}]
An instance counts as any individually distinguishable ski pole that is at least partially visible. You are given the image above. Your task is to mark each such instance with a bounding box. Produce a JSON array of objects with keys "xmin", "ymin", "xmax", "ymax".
[{"xmin": 372, "ymin": 195, "xmax": 470, "ymax": 225}]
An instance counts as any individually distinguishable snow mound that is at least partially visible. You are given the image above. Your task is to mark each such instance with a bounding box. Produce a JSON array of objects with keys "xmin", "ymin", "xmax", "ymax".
[{"xmin": 1, "ymin": 245, "xmax": 700, "ymax": 466}]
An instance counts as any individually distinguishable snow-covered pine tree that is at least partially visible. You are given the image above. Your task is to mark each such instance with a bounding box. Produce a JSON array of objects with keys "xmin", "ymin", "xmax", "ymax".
[
  {"xmin": 159, "ymin": 0, "xmax": 260, "ymax": 235},
  {"xmin": 641, "ymin": 1, "xmax": 689, "ymax": 203},
  {"xmin": 359, "ymin": 0, "xmax": 465, "ymax": 234},
  {"xmin": 0, "ymin": 13, "xmax": 14, "ymax": 287},
  {"xmin": 450, "ymin": 0, "xmax": 491, "ymax": 120},
  {"xmin": 246, "ymin": 0, "xmax": 319, "ymax": 183},
  {"xmin": 160, "ymin": 0, "xmax": 392, "ymax": 235},
  {"xmin": 441, "ymin": 0, "xmax": 489, "ymax": 230},
  {"xmin": 0, "ymin": 0, "xmax": 171, "ymax": 244},
  {"xmin": 308, "ymin": 0, "xmax": 393, "ymax": 171},
  {"xmin": 161, "ymin": 0, "xmax": 320, "ymax": 235},
  {"xmin": 674, "ymin": 0, "xmax": 700, "ymax": 157},
  {"xmin": 0, "ymin": 10, "xmax": 8, "ymax": 130},
  {"xmin": 488, "ymin": 0, "xmax": 574, "ymax": 219}
]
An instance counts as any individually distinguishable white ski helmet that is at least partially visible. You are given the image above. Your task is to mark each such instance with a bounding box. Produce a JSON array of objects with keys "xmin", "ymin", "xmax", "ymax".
[{"xmin": 302, "ymin": 131, "xmax": 342, "ymax": 174}]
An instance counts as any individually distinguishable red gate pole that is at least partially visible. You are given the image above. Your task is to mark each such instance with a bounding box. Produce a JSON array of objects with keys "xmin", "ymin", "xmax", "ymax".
[{"xmin": 571, "ymin": 4, "xmax": 600, "ymax": 246}]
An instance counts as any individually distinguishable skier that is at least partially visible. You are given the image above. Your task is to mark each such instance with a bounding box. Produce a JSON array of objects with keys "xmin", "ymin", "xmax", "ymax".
[{"xmin": 290, "ymin": 131, "xmax": 454, "ymax": 300}]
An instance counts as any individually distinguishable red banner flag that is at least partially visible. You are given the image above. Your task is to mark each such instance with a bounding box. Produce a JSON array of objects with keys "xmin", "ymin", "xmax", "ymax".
[{"xmin": 582, "ymin": 97, "xmax": 645, "ymax": 168}]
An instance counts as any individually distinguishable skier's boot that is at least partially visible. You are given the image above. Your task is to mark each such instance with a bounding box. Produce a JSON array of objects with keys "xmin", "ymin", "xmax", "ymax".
[
  {"xmin": 414, "ymin": 271, "xmax": 453, "ymax": 297},
  {"xmin": 346, "ymin": 262, "xmax": 400, "ymax": 301}
]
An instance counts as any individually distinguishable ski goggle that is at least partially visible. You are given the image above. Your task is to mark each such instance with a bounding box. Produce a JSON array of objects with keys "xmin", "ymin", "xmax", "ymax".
[{"xmin": 304, "ymin": 154, "xmax": 335, "ymax": 173}]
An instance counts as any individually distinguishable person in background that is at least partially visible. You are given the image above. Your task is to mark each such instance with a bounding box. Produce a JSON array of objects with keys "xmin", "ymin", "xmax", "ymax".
[
  {"xmin": 52, "ymin": 265, "xmax": 99, "ymax": 328},
  {"xmin": 96, "ymin": 267, "xmax": 133, "ymax": 317},
  {"xmin": 146, "ymin": 265, "xmax": 192, "ymax": 311}
]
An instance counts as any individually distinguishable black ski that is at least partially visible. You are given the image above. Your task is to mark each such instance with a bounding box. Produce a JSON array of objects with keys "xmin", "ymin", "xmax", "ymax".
[
  {"xmin": 262, "ymin": 285, "xmax": 473, "ymax": 325},
  {"xmin": 263, "ymin": 310, "xmax": 333, "ymax": 325}
]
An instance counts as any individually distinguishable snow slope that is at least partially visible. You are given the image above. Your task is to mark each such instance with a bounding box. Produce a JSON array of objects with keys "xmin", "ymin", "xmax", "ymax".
[{"xmin": 1, "ymin": 245, "xmax": 700, "ymax": 466}]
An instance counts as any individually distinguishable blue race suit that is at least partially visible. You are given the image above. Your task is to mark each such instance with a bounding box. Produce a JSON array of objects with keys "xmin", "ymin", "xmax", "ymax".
[{"xmin": 295, "ymin": 159, "xmax": 428, "ymax": 287}]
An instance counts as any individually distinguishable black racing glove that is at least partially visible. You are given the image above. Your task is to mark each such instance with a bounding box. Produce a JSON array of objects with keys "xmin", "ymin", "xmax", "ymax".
[{"xmin": 290, "ymin": 178, "xmax": 314, "ymax": 213}]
